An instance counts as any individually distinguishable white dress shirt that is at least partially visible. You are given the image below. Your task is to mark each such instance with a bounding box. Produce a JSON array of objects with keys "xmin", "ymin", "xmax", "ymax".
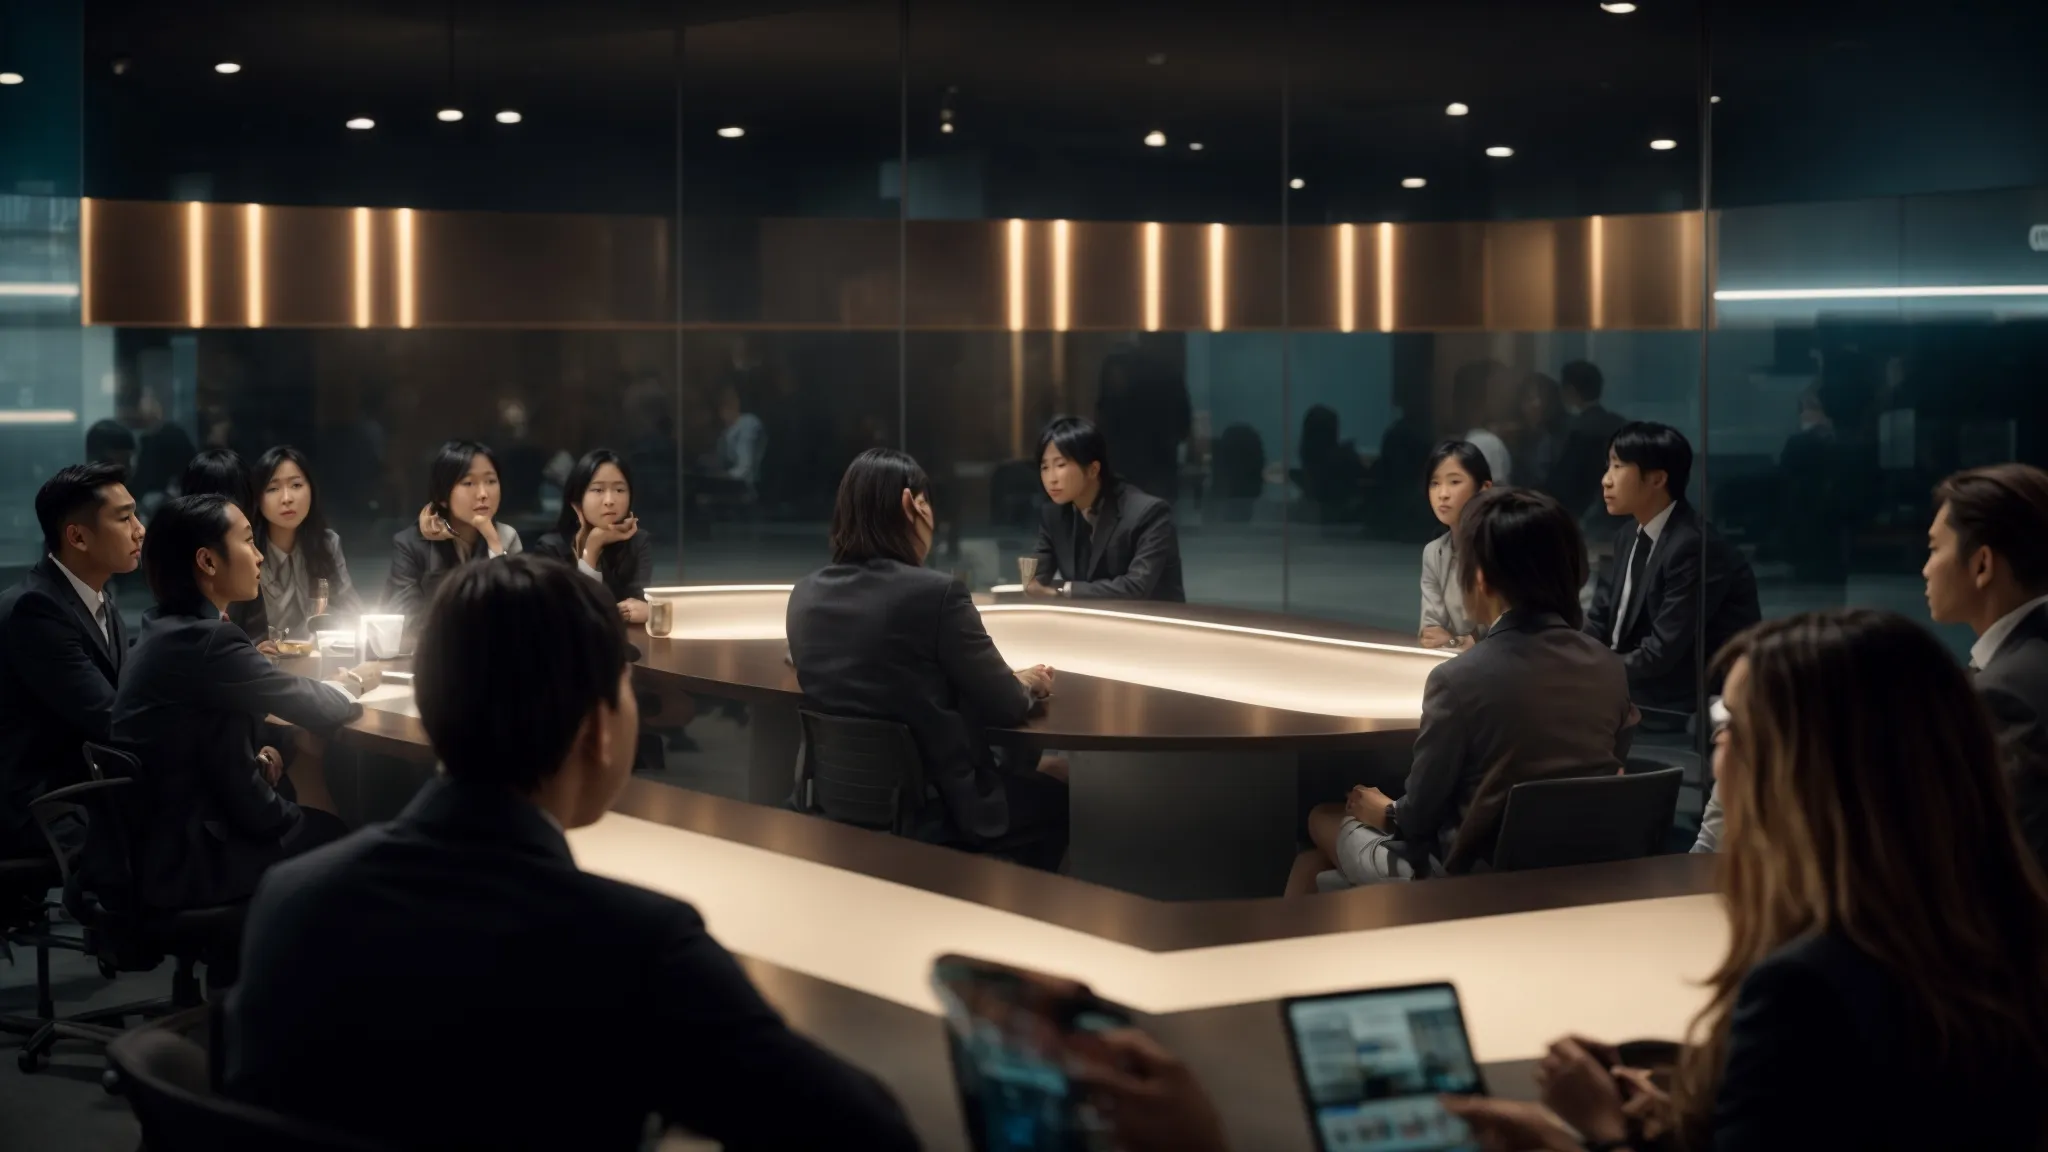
[
  {"xmin": 49, "ymin": 554, "xmax": 110, "ymax": 643},
  {"xmin": 1971, "ymin": 593, "xmax": 2048, "ymax": 671},
  {"xmin": 1612, "ymin": 500, "xmax": 1678, "ymax": 647}
]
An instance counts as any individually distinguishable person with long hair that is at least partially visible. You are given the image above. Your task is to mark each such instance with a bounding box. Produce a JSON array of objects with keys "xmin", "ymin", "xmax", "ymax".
[
  {"xmin": 534, "ymin": 449, "xmax": 654, "ymax": 624},
  {"xmin": 785, "ymin": 449, "xmax": 1067, "ymax": 868},
  {"xmin": 1417, "ymin": 440, "xmax": 1494, "ymax": 651},
  {"xmin": 1448, "ymin": 609, "xmax": 2048, "ymax": 1150},
  {"xmin": 1025, "ymin": 415, "xmax": 1185, "ymax": 602},
  {"xmin": 237, "ymin": 445, "xmax": 362, "ymax": 645},
  {"xmin": 383, "ymin": 440, "xmax": 522, "ymax": 618}
]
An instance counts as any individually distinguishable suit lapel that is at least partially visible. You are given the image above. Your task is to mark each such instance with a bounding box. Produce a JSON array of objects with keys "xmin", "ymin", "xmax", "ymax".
[
  {"xmin": 1084, "ymin": 489, "xmax": 1122, "ymax": 579},
  {"xmin": 1989, "ymin": 603, "xmax": 2048, "ymax": 670},
  {"xmin": 1618, "ymin": 505, "xmax": 1690, "ymax": 641},
  {"xmin": 35, "ymin": 558, "xmax": 118, "ymax": 675}
]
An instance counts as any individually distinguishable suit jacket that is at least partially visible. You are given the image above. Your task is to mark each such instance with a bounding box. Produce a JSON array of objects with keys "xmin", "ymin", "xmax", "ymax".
[
  {"xmin": 1974, "ymin": 603, "xmax": 2048, "ymax": 870},
  {"xmin": 1398, "ymin": 610, "xmax": 1637, "ymax": 874},
  {"xmin": 223, "ymin": 776, "xmax": 915, "ymax": 1151},
  {"xmin": 1028, "ymin": 483, "xmax": 1185, "ymax": 602},
  {"xmin": 229, "ymin": 529, "xmax": 364, "ymax": 641},
  {"xmin": 111, "ymin": 603, "xmax": 360, "ymax": 909},
  {"xmin": 381, "ymin": 523, "xmax": 523, "ymax": 619},
  {"xmin": 0, "ymin": 557, "xmax": 127, "ymax": 856},
  {"xmin": 532, "ymin": 529, "xmax": 654, "ymax": 604},
  {"xmin": 1584, "ymin": 502, "xmax": 1761, "ymax": 712},
  {"xmin": 787, "ymin": 560, "xmax": 1035, "ymax": 842},
  {"xmin": 1707, "ymin": 931, "xmax": 2044, "ymax": 1150}
]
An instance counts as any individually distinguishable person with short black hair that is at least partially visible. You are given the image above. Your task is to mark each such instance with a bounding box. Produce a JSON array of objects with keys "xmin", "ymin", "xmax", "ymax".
[
  {"xmin": 789, "ymin": 449, "xmax": 1068, "ymax": 867},
  {"xmin": 112, "ymin": 495, "xmax": 370, "ymax": 911},
  {"xmin": 1289, "ymin": 488, "xmax": 1637, "ymax": 890},
  {"xmin": 383, "ymin": 439, "xmax": 523, "ymax": 618},
  {"xmin": 0, "ymin": 463, "xmax": 146, "ymax": 856},
  {"xmin": 177, "ymin": 446, "xmax": 252, "ymax": 509},
  {"xmin": 224, "ymin": 556, "xmax": 919, "ymax": 1151},
  {"xmin": 1585, "ymin": 421, "xmax": 1760, "ymax": 718},
  {"xmin": 1417, "ymin": 440, "xmax": 1494, "ymax": 650},
  {"xmin": 533, "ymin": 448, "xmax": 655, "ymax": 624},
  {"xmin": 85, "ymin": 419, "xmax": 137, "ymax": 470},
  {"xmin": 1026, "ymin": 415, "xmax": 1185, "ymax": 602},
  {"xmin": 1548, "ymin": 360, "xmax": 1627, "ymax": 524},
  {"xmin": 1924, "ymin": 462, "xmax": 2048, "ymax": 868}
]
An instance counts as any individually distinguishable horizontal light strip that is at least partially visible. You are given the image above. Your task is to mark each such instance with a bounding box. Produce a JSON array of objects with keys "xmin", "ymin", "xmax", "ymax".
[
  {"xmin": 644, "ymin": 584, "xmax": 798, "ymax": 595},
  {"xmin": 990, "ymin": 583, "xmax": 1024, "ymax": 594},
  {"xmin": 1715, "ymin": 285, "xmax": 2048, "ymax": 301},
  {"xmin": 979, "ymin": 603, "xmax": 1447, "ymax": 658},
  {"xmin": 0, "ymin": 409, "xmax": 80, "ymax": 425},
  {"xmin": 0, "ymin": 282, "xmax": 82, "ymax": 297}
]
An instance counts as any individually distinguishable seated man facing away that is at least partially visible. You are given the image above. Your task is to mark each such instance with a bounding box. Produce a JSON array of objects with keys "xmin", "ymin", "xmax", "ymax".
[
  {"xmin": 1288, "ymin": 488, "xmax": 1638, "ymax": 891},
  {"xmin": 224, "ymin": 555, "xmax": 918, "ymax": 1151},
  {"xmin": 1584, "ymin": 422, "xmax": 1760, "ymax": 720}
]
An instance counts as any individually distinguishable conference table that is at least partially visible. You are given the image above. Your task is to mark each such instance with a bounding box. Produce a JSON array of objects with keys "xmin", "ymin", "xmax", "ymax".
[{"xmin": 333, "ymin": 584, "xmax": 1452, "ymax": 900}]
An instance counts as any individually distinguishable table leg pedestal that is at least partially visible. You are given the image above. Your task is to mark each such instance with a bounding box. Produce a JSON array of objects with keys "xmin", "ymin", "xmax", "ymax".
[
  {"xmin": 746, "ymin": 700, "xmax": 805, "ymax": 807},
  {"xmin": 1067, "ymin": 751, "xmax": 1298, "ymax": 901}
]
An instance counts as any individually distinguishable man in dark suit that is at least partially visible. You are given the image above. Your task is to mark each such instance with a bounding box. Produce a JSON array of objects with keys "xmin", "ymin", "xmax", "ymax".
[
  {"xmin": 1584, "ymin": 422, "xmax": 1761, "ymax": 718},
  {"xmin": 1924, "ymin": 463, "xmax": 2048, "ymax": 868},
  {"xmin": 1288, "ymin": 488, "xmax": 1638, "ymax": 890},
  {"xmin": 224, "ymin": 555, "xmax": 918, "ymax": 1151},
  {"xmin": 0, "ymin": 463, "xmax": 145, "ymax": 857},
  {"xmin": 1547, "ymin": 360, "xmax": 1628, "ymax": 523},
  {"xmin": 1026, "ymin": 416, "xmax": 1186, "ymax": 602}
]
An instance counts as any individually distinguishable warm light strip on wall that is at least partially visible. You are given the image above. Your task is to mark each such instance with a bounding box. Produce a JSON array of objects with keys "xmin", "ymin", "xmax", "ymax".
[
  {"xmin": 186, "ymin": 201, "xmax": 206, "ymax": 328},
  {"xmin": 352, "ymin": 207, "xmax": 372, "ymax": 328},
  {"xmin": 244, "ymin": 202, "xmax": 264, "ymax": 328},
  {"xmin": 1337, "ymin": 223, "xmax": 1356, "ymax": 333},
  {"xmin": 1206, "ymin": 223, "xmax": 1227, "ymax": 332},
  {"xmin": 396, "ymin": 207, "xmax": 417, "ymax": 329},
  {"xmin": 1142, "ymin": 221, "xmax": 1162, "ymax": 332},
  {"xmin": 0, "ymin": 409, "xmax": 79, "ymax": 425},
  {"xmin": 1376, "ymin": 221, "xmax": 1396, "ymax": 333},
  {"xmin": 0, "ymin": 282, "xmax": 81, "ymax": 297},
  {"xmin": 79, "ymin": 198, "xmax": 93, "ymax": 323},
  {"xmin": 1715, "ymin": 285, "xmax": 2048, "ymax": 301},
  {"xmin": 1589, "ymin": 214, "xmax": 1605, "ymax": 330},
  {"xmin": 1005, "ymin": 218, "xmax": 1026, "ymax": 332},
  {"xmin": 1051, "ymin": 219, "xmax": 1071, "ymax": 332}
]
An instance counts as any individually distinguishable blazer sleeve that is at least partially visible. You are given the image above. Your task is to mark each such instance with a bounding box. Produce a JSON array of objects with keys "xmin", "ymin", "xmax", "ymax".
[
  {"xmin": 1030, "ymin": 512, "xmax": 1059, "ymax": 586},
  {"xmin": 383, "ymin": 534, "xmax": 428, "ymax": 618},
  {"xmin": 933, "ymin": 580, "xmax": 1035, "ymax": 727},
  {"xmin": 1691, "ymin": 789, "xmax": 1724, "ymax": 853},
  {"xmin": 650, "ymin": 903, "xmax": 919, "ymax": 1152},
  {"xmin": 620, "ymin": 532, "xmax": 653, "ymax": 602},
  {"xmin": 1066, "ymin": 503, "xmax": 1179, "ymax": 601},
  {"xmin": 1710, "ymin": 956, "xmax": 1861, "ymax": 1151},
  {"xmin": 1978, "ymin": 680, "xmax": 2048, "ymax": 867},
  {"xmin": 4, "ymin": 593, "xmax": 116, "ymax": 742},
  {"xmin": 1418, "ymin": 542, "xmax": 1450, "ymax": 634},
  {"xmin": 197, "ymin": 624, "xmax": 362, "ymax": 734},
  {"xmin": 1583, "ymin": 529, "xmax": 1621, "ymax": 645},
  {"xmin": 1396, "ymin": 666, "xmax": 1469, "ymax": 869},
  {"xmin": 1621, "ymin": 535, "xmax": 1704, "ymax": 683}
]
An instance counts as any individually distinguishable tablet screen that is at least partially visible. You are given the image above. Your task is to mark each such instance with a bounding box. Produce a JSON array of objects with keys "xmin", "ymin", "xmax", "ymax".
[{"xmin": 1283, "ymin": 983, "xmax": 1485, "ymax": 1152}]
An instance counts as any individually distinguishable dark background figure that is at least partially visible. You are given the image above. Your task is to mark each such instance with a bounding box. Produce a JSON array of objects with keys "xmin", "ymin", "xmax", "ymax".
[
  {"xmin": 1294, "ymin": 404, "xmax": 1368, "ymax": 525},
  {"xmin": 1451, "ymin": 360, "xmax": 1514, "ymax": 485},
  {"xmin": 129, "ymin": 386, "xmax": 198, "ymax": 510},
  {"xmin": 1514, "ymin": 372, "xmax": 1568, "ymax": 492},
  {"xmin": 492, "ymin": 396, "xmax": 553, "ymax": 524},
  {"xmin": 1368, "ymin": 373, "xmax": 1440, "ymax": 543},
  {"xmin": 1551, "ymin": 359, "xmax": 1627, "ymax": 527},
  {"xmin": 175, "ymin": 447, "xmax": 251, "ymax": 510},
  {"xmin": 85, "ymin": 420, "xmax": 137, "ymax": 472},
  {"xmin": 1094, "ymin": 344, "xmax": 1191, "ymax": 506}
]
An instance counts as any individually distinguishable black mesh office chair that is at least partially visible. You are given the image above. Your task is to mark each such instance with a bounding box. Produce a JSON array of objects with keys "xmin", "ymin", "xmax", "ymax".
[
  {"xmin": 0, "ymin": 849, "xmax": 73, "ymax": 1037},
  {"xmin": 109, "ymin": 1018, "xmax": 392, "ymax": 1152},
  {"xmin": 1489, "ymin": 767, "xmax": 1684, "ymax": 873},
  {"xmin": 15, "ymin": 747, "xmax": 245, "ymax": 1075},
  {"xmin": 794, "ymin": 711, "xmax": 928, "ymax": 835}
]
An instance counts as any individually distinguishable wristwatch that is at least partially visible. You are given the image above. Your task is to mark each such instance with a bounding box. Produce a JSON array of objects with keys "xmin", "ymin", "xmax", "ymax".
[{"xmin": 1383, "ymin": 800, "xmax": 1400, "ymax": 834}]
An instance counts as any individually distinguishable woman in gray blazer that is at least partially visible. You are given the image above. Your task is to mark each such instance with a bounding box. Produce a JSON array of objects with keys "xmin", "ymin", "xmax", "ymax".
[{"xmin": 1418, "ymin": 440, "xmax": 1494, "ymax": 651}]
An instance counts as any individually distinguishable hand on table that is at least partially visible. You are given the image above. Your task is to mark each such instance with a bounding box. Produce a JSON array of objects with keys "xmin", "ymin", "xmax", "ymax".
[
  {"xmin": 256, "ymin": 639, "xmax": 282, "ymax": 658},
  {"xmin": 1419, "ymin": 626, "xmax": 1454, "ymax": 649},
  {"xmin": 1068, "ymin": 1028, "xmax": 1229, "ymax": 1152},
  {"xmin": 1023, "ymin": 579, "xmax": 1059, "ymax": 599},
  {"xmin": 1016, "ymin": 664, "xmax": 1055, "ymax": 699},
  {"xmin": 1345, "ymin": 785, "xmax": 1395, "ymax": 831},
  {"xmin": 331, "ymin": 662, "xmax": 383, "ymax": 696},
  {"xmin": 1440, "ymin": 1097, "xmax": 1583, "ymax": 1152},
  {"xmin": 256, "ymin": 746, "xmax": 284, "ymax": 785},
  {"xmin": 617, "ymin": 597, "xmax": 650, "ymax": 624},
  {"xmin": 1536, "ymin": 1037, "xmax": 1630, "ymax": 1145}
]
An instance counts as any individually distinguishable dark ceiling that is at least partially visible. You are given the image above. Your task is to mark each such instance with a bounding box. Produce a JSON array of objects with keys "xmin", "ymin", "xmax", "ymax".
[{"xmin": 7, "ymin": 0, "xmax": 2044, "ymax": 222}]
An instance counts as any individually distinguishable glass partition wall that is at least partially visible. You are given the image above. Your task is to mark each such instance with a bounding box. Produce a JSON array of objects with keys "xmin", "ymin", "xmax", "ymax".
[{"xmin": 7, "ymin": 0, "xmax": 2048, "ymax": 673}]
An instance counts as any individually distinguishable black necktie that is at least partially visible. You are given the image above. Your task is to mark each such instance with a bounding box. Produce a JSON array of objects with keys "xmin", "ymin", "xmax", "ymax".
[{"xmin": 1622, "ymin": 527, "xmax": 1653, "ymax": 627}]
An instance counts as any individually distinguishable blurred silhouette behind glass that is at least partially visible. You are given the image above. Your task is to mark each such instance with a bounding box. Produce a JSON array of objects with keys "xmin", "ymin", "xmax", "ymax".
[{"xmin": 1094, "ymin": 345, "xmax": 1191, "ymax": 506}]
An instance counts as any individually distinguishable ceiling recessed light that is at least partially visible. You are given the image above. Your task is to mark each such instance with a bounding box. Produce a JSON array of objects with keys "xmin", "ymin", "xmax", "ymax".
[
  {"xmin": 1650, "ymin": 138, "xmax": 1677, "ymax": 151},
  {"xmin": 437, "ymin": 108, "xmax": 464, "ymax": 122},
  {"xmin": 1144, "ymin": 130, "xmax": 1167, "ymax": 148},
  {"xmin": 717, "ymin": 125, "xmax": 745, "ymax": 138},
  {"xmin": 1445, "ymin": 102, "xmax": 1470, "ymax": 117},
  {"xmin": 1289, "ymin": 177, "xmax": 1306, "ymax": 190},
  {"xmin": 346, "ymin": 117, "xmax": 375, "ymax": 130},
  {"xmin": 1401, "ymin": 177, "xmax": 1428, "ymax": 189},
  {"xmin": 495, "ymin": 110, "xmax": 521, "ymax": 124},
  {"xmin": 1600, "ymin": 2, "xmax": 1638, "ymax": 11},
  {"xmin": 1710, "ymin": 95, "xmax": 1722, "ymax": 104},
  {"xmin": 939, "ymin": 122, "xmax": 954, "ymax": 134},
  {"xmin": 1188, "ymin": 142, "xmax": 1204, "ymax": 152},
  {"xmin": 214, "ymin": 62, "xmax": 241, "ymax": 75},
  {"xmin": 0, "ymin": 73, "xmax": 23, "ymax": 86},
  {"xmin": 1485, "ymin": 145, "xmax": 1514, "ymax": 158}
]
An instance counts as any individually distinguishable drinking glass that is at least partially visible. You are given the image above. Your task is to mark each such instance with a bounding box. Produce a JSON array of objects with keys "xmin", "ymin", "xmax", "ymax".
[{"xmin": 647, "ymin": 599, "xmax": 674, "ymax": 638}]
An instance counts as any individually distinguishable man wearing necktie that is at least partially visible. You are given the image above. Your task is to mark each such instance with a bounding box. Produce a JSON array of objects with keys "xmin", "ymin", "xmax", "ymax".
[
  {"xmin": 1924, "ymin": 463, "xmax": 2048, "ymax": 870},
  {"xmin": 1583, "ymin": 422, "xmax": 1760, "ymax": 724},
  {"xmin": 0, "ymin": 463, "xmax": 147, "ymax": 858}
]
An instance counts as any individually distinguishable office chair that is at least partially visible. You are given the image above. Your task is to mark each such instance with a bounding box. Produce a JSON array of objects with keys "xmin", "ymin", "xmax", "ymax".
[
  {"xmin": 794, "ymin": 712, "xmax": 927, "ymax": 836},
  {"xmin": 14, "ymin": 751, "xmax": 245, "ymax": 1075},
  {"xmin": 109, "ymin": 1018, "xmax": 392, "ymax": 1152},
  {"xmin": 0, "ymin": 849, "xmax": 76, "ymax": 1038},
  {"xmin": 1489, "ymin": 767, "xmax": 1684, "ymax": 873}
]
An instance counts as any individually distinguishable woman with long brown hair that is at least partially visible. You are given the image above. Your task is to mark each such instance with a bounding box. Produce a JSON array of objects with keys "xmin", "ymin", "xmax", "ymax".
[{"xmin": 1450, "ymin": 608, "xmax": 2048, "ymax": 1150}]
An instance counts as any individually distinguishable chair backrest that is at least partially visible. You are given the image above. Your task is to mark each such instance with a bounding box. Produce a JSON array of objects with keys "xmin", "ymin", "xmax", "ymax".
[
  {"xmin": 84, "ymin": 741, "xmax": 141, "ymax": 782},
  {"xmin": 109, "ymin": 1023, "xmax": 392, "ymax": 1152},
  {"xmin": 1491, "ymin": 767, "xmax": 1684, "ymax": 873},
  {"xmin": 795, "ymin": 711, "xmax": 926, "ymax": 835}
]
